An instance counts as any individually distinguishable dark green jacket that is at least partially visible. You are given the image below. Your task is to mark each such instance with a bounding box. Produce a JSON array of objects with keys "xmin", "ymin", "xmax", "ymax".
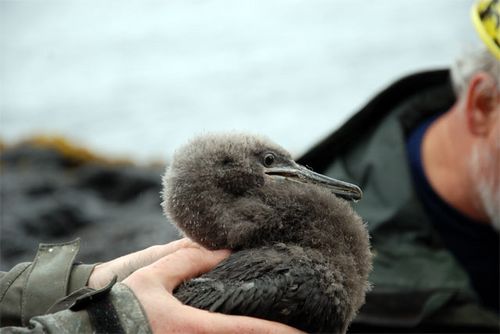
[{"xmin": 299, "ymin": 70, "xmax": 499, "ymax": 332}]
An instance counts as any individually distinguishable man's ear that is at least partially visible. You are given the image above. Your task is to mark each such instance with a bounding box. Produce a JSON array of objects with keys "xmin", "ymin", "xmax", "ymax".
[{"xmin": 465, "ymin": 72, "xmax": 499, "ymax": 136}]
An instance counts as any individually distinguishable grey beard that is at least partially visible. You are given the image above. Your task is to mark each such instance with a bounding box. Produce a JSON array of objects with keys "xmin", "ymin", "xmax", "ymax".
[
  {"xmin": 477, "ymin": 177, "xmax": 500, "ymax": 231},
  {"xmin": 470, "ymin": 145, "xmax": 500, "ymax": 232}
]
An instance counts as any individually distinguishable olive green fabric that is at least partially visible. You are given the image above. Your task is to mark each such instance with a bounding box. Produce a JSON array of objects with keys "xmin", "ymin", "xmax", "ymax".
[
  {"xmin": 1, "ymin": 241, "xmax": 152, "ymax": 333},
  {"xmin": 0, "ymin": 283, "xmax": 152, "ymax": 334},
  {"xmin": 0, "ymin": 239, "xmax": 96, "ymax": 327},
  {"xmin": 299, "ymin": 70, "xmax": 499, "ymax": 331}
]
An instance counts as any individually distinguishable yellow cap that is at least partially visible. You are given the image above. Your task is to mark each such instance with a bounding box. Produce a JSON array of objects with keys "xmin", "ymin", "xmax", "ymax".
[{"xmin": 471, "ymin": 0, "xmax": 500, "ymax": 60}]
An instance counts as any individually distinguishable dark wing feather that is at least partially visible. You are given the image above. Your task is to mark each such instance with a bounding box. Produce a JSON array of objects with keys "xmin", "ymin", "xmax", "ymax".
[{"xmin": 173, "ymin": 245, "xmax": 345, "ymax": 333}]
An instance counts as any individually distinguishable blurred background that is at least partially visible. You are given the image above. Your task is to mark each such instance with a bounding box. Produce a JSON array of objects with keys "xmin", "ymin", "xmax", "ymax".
[
  {"xmin": 0, "ymin": 0, "xmax": 485, "ymax": 270},
  {"xmin": 1, "ymin": 0, "xmax": 478, "ymax": 163}
]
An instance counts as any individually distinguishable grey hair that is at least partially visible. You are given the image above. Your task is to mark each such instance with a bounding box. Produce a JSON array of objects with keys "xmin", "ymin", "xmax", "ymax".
[{"xmin": 450, "ymin": 47, "xmax": 500, "ymax": 98}]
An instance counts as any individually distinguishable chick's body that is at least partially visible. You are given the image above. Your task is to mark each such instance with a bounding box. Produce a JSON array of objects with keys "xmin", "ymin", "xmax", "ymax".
[{"xmin": 162, "ymin": 133, "xmax": 372, "ymax": 333}]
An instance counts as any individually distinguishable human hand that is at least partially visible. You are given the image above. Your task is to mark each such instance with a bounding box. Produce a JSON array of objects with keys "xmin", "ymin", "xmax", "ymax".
[
  {"xmin": 123, "ymin": 244, "xmax": 305, "ymax": 334},
  {"xmin": 88, "ymin": 238, "xmax": 199, "ymax": 289}
]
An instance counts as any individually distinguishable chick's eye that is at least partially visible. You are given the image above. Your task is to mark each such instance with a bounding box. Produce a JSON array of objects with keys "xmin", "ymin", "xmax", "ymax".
[{"xmin": 263, "ymin": 153, "xmax": 275, "ymax": 167}]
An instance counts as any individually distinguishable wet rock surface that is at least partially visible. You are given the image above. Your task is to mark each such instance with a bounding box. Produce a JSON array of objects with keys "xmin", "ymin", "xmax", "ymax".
[{"xmin": 0, "ymin": 143, "xmax": 180, "ymax": 270}]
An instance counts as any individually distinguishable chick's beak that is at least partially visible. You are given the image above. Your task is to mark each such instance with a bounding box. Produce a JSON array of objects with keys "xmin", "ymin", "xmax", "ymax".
[{"xmin": 265, "ymin": 162, "xmax": 362, "ymax": 201}]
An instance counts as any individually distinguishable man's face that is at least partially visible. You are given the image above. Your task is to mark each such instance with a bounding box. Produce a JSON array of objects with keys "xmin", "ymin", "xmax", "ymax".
[{"xmin": 470, "ymin": 102, "xmax": 500, "ymax": 231}]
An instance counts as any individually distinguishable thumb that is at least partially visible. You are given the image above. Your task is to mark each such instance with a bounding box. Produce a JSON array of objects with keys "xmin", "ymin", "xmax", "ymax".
[{"xmin": 148, "ymin": 247, "xmax": 230, "ymax": 293}]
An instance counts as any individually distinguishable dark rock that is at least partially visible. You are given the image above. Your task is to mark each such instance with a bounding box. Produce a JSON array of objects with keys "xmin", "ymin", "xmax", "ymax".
[
  {"xmin": 75, "ymin": 164, "xmax": 162, "ymax": 203},
  {"xmin": 0, "ymin": 143, "xmax": 180, "ymax": 270}
]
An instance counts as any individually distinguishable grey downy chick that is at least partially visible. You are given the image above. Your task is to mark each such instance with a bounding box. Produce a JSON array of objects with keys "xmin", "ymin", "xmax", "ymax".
[{"xmin": 162, "ymin": 133, "xmax": 372, "ymax": 334}]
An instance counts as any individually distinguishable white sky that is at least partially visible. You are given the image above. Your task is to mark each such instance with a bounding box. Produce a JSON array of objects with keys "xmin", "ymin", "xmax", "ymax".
[{"xmin": 0, "ymin": 0, "xmax": 478, "ymax": 162}]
